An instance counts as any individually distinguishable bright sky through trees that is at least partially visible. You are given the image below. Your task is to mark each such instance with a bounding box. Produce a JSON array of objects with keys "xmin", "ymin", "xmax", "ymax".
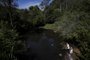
[{"xmin": 18, "ymin": 0, "xmax": 43, "ymax": 9}]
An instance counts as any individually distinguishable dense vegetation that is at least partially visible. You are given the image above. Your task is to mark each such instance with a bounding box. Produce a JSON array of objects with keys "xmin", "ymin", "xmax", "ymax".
[{"xmin": 0, "ymin": 0, "xmax": 90, "ymax": 60}]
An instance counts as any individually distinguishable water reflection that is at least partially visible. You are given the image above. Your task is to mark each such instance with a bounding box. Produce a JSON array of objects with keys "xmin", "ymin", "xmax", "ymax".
[
  {"xmin": 15, "ymin": 29, "xmax": 75, "ymax": 60},
  {"xmin": 26, "ymin": 30, "xmax": 57, "ymax": 60}
]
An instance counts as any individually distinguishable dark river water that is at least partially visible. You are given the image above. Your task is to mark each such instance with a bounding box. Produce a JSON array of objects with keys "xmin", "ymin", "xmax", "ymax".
[{"xmin": 15, "ymin": 28, "xmax": 74, "ymax": 60}]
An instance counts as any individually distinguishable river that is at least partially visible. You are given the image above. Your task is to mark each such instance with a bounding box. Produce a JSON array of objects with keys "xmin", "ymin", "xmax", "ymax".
[{"xmin": 15, "ymin": 28, "xmax": 75, "ymax": 60}]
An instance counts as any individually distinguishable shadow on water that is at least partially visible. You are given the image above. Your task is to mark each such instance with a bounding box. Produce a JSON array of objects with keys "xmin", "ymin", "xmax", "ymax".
[{"xmin": 15, "ymin": 28, "xmax": 78, "ymax": 60}]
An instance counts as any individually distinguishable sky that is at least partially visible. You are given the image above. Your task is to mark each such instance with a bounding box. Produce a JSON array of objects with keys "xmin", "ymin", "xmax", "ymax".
[{"xmin": 18, "ymin": 0, "xmax": 43, "ymax": 9}]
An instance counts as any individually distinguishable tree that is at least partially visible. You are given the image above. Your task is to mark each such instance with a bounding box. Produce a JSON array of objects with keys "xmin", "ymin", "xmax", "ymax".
[
  {"xmin": 40, "ymin": 0, "xmax": 51, "ymax": 10},
  {"xmin": 0, "ymin": 0, "xmax": 18, "ymax": 28},
  {"xmin": 0, "ymin": 20, "xmax": 19, "ymax": 60},
  {"xmin": 43, "ymin": 0, "xmax": 90, "ymax": 60}
]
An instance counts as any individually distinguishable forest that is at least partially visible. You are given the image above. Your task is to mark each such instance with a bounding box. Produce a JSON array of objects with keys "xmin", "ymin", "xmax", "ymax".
[{"xmin": 0, "ymin": 0, "xmax": 90, "ymax": 60}]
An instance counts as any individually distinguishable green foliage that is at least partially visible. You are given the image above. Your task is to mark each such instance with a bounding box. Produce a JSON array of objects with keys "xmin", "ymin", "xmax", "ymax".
[
  {"xmin": 28, "ymin": 6, "xmax": 45, "ymax": 26},
  {"xmin": 0, "ymin": 20, "xmax": 19, "ymax": 60},
  {"xmin": 43, "ymin": 0, "xmax": 90, "ymax": 60},
  {"xmin": 18, "ymin": 6, "xmax": 45, "ymax": 28}
]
